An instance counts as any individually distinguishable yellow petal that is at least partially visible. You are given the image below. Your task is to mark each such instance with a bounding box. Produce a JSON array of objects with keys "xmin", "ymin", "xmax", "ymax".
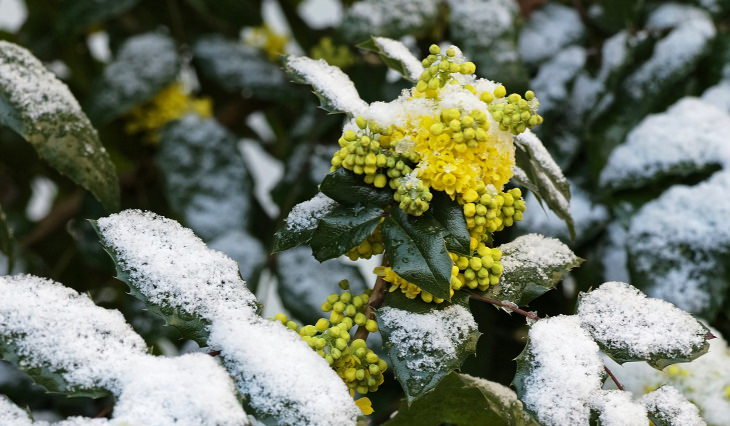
[{"xmin": 355, "ymin": 397, "xmax": 374, "ymax": 415}]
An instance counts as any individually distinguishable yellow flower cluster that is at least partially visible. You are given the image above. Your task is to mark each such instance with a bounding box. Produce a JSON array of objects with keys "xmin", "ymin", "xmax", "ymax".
[
  {"xmin": 311, "ymin": 37, "xmax": 355, "ymax": 69},
  {"xmin": 374, "ymin": 265, "xmax": 460, "ymax": 303},
  {"xmin": 347, "ymin": 224, "xmax": 385, "ymax": 261},
  {"xmin": 272, "ymin": 281, "xmax": 387, "ymax": 397},
  {"xmin": 125, "ymin": 82, "xmax": 211, "ymax": 143},
  {"xmin": 244, "ymin": 25, "xmax": 288, "ymax": 61}
]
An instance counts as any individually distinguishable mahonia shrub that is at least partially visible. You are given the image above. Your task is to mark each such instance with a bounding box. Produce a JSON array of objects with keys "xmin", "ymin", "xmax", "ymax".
[{"xmin": 0, "ymin": 0, "xmax": 727, "ymax": 423}]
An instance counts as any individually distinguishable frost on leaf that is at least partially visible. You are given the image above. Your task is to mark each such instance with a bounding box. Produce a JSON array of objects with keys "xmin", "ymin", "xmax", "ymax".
[
  {"xmin": 193, "ymin": 35, "xmax": 287, "ymax": 99},
  {"xmin": 284, "ymin": 56, "xmax": 367, "ymax": 116},
  {"xmin": 577, "ymin": 282, "xmax": 709, "ymax": 368},
  {"xmin": 513, "ymin": 130, "xmax": 574, "ymax": 238},
  {"xmin": 518, "ymin": 3, "xmax": 584, "ymax": 65},
  {"xmin": 378, "ymin": 303, "xmax": 480, "ymax": 401},
  {"xmin": 360, "ymin": 36, "xmax": 423, "ymax": 82},
  {"xmin": 513, "ymin": 316, "xmax": 604, "ymax": 426},
  {"xmin": 600, "ymin": 98, "xmax": 730, "ymax": 191},
  {"xmin": 0, "ymin": 396, "xmax": 33, "ymax": 426},
  {"xmin": 488, "ymin": 233, "xmax": 581, "ymax": 306},
  {"xmin": 626, "ymin": 171, "xmax": 730, "ymax": 317},
  {"xmin": 341, "ymin": 0, "xmax": 440, "ymax": 42},
  {"xmin": 641, "ymin": 386, "xmax": 706, "ymax": 426},
  {"xmin": 95, "ymin": 210, "xmax": 359, "ymax": 425},
  {"xmin": 272, "ymin": 192, "xmax": 337, "ymax": 252},
  {"xmin": 158, "ymin": 114, "xmax": 252, "ymax": 240},
  {"xmin": 87, "ymin": 33, "xmax": 180, "ymax": 124},
  {"xmin": 587, "ymin": 390, "xmax": 648, "ymax": 426},
  {"xmin": 530, "ymin": 46, "xmax": 586, "ymax": 115},
  {"xmin": 0, "ymin": 41, "xmax": 119, "ymax": 211}
]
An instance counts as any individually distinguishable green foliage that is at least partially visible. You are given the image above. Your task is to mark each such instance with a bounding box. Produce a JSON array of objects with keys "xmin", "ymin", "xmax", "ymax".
[
  {"xmin": 382, "ymin": 208, "xmax": 453, "ymax": 300},
  {"xmin": 357, "ymin": 37, "xmax": 420, "ymax": 82},
  {"xmin": 57, "ymin": 0, "xmax": 140, "ymax": 35},
  {"xmin": 430, "ymin": 192, "xmax": 471, "ymax": 257},
  {"xmin": 310, "ymin": 204, "xmax": 383, "ymax": 261},
  {"xmin": 0, "ymin": 204, "xmax": 13, "ymax": 274},
  {"xmin": 386, "ymin": 372, "xmax": 539, "ymax": 426},
  {"xmin": 320, "ymin": 168, "xmax": 394, "ymax": 207}
]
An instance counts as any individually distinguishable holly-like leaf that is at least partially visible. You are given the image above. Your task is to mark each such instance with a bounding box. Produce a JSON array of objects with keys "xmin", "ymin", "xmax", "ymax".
[
  {"xmin": 86, "ymin": 33, "xmax": 180, "ymax": 124},
  {"xmin": 513, "ymin": 130, "xmax": 574, "ymax": 239},
  {"xmin": 357, "ymin": 36, "xmax": 423, "ymax": 82},
  {"xmin": 283, "ymin": 55, "xmax": 368, "ymax": 116},
  {"xmin": 382, "ymin": 208, "xmax": 453, "ymax": 300},
  {"xmin": 157, "ymin": 114, "xmax": 252, "ymax": 241},
  {"xmin": 272, "ymin": 193, "xmax": 338, "ymax": 254},
  {"xmin": 377, "ymin": 293, "xmax": 480, "ymax": 401},
  {"xmin": 0, "ymin": 41, "xmax": 120, "ymax": 211},
  {"xmin": 430, "ymin": 192, "xmax": 470, "ymax": 256},
  {"xmin": 485, "ymin": 234, "xmax": 582, "ymax": 306},
  {"xmin": 309, "ymin": 204, "xmax": 383, "ymax": 261},
  {"xmin": 385, "ymin": 372, "xmax": 539, "ymax": 426},
  {"xmin": 319, "ymin": 168, "xmax": 393, "ymax": 207},
  {"xmin": 0, "ymin": 204, "xmax": 13, "ymax": 274},
  {"xmin": 90, "ymin": 220, "xmax": 211, "ymax": 346},
  {"xmin": 193, "ymin": 35, "xmax": 288, "ymax": 99},
  {"xmin": 576, "ymin": 282, "xmax": 710, "ymax": 369},
  {"xmin": 57, "ymin": 0, "xmax": 139, "ymax": 35}
]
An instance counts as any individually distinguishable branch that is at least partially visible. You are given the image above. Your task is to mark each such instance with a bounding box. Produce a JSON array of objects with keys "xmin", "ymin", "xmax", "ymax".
[
  {"xmin": 354, "ymin": 256, "xmax": 388, "ymax": 341},
  {"xmin": 468, "ymin": 292, "xmax": 626, "ymax": 391}
]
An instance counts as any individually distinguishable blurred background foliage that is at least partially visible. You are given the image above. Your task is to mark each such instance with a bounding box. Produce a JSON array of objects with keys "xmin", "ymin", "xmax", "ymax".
[{"xmin": 2, "ymin": 0, "xmax": 730, "ymax": 422}]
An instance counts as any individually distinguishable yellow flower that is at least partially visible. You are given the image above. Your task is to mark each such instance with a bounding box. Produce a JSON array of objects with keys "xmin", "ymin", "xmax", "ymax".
[
  {"xmin": 355, "ymin": 397, "xmax": 374, "ymax": 415},
  {"xmin": 244, "ymin": 25, "xmax": 288, "ymax": 61}
]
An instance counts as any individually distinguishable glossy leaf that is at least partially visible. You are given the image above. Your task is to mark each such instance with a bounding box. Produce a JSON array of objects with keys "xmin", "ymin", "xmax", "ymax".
[
  {"xmin": 357, "ymin": 36, "xmax": 422, "ymax": 82},
  {"xmin": 385, "ymin": 372, "xmax": 539, "ymax": 426},
  {"xmin": 382, "ymin": 208, "xmax": 453, "ymax": 300},
  {"xmin": 0, "ymin": 41, "xmax": 119, "ymax": 211},
  {"xmin": 319, "ymin": 168, "xmax": 393, "ymax": 207},
  {"xmin": 430, "ymin": 192, "xmax": 470, "ymax": 256},
  {"xmin": 0, "ymin": 204, "xmax": 13, "ymax": 274},
  {"xmin": 310, "ymin": 204, "xmax": 383, "ymax": 261}
]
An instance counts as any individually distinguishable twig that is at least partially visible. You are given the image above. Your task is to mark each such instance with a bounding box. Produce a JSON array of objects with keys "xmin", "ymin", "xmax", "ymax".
[
  {"xmin": 468, "ymin": 292, "xmax": 626, "ymax": 391},
  {"xmin": 354, "ymin": 257, "xmax": 388, "ymax": 341},
  {"xmin": 207, "ymin": 350, "xmax": 221, "ymax": 357}
]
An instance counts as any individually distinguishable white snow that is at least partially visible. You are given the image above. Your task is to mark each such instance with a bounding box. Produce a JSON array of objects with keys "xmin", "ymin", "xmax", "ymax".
[
  {"xmin": 519, "ymin": 3, "xmax": 584, "ymax": 65},
  {"xmin": 513, "ymin": 130, "xmax": 570, "ymax": 213},
  {"xmin": 600, "ymin": 98, "xmax": 730, "ymax": 189},
  {"xmin": 624, "ymin": 5, "xmax": 714, "ymax": 100},
  {"xmin": 701, "ymin": 81, "xmax": 730, "ymax": 114},
  {"xmin": 297, "ymin": 0, "xmax": 343, "ymax": 29},
  {"xmin": 286, "ymin": 56, "xmax": 367, "ymax": 116},
  {"xmin": 577, "ymin": 282, "xmax": 708, "ymax": 360},
  {"xmin": 25, "ymin": 177, "xmax": 58, "ymax": 222},
  {"xmin": 378, "ymin": 305, "xmax": 477, "ymax": 374},
  {"xmin": 587, "ymin": 390, "xmax": 648, "ymax": 426},
  {"xmin": 342, "ymin": 0, "xmax": 440, "ymax": 41},
  {"xmin": 641, "ymin": 386, "xmax": 706, "ymax": 426},
  {"xmin": 284, "ymin": 192, "xmax": 336, "ymax": 233},
  {"xmin": 86, "ymin": 31, "xmax": 111, "ymax": 63},
  {"xmin": 626, "ymin": 171, "xmax": 730, "ymax": 313},
  {"xmin": 0, "ymin": 395, "xmax": 34, "ymax": 426},
  {"xmin": 499, "ymin": 233, "xmax": 579, "ymax": 285},
  {"xmin": 240, "ymin": 138, "xmax": 284, "ymax": 218},
  {"xmin": 521, "ymin": 315, "xmax": 604, "ymax": 426},
  {"xmin": 372, "ymin": 37, "xmax": 423, "ymax": 81},
  {"xmin": 448, "ymin": 0, "xmax": 518, "ymax": 54},
  {"xmin": 0, "ymin": 0, "xmax": 27, "ymax": 33},
  {"xmin": 530, "ymin": 46, "xmax": 586, "ymax": 114}
]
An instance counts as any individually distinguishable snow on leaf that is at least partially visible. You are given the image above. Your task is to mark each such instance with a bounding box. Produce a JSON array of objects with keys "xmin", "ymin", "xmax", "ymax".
[
  {"xmin": 377, "ymin": 302, "xmax": 480, "ymax": 401},
  {"xmin": 284, "ymin": 55, "xmax": 367, "ymax": 116},
  {"xmin": 600, "ymin": 98, "xmax": 730, "ymax": 191},
  {"xmin": 158, "ymin": 114, "xmax": 252, "ymax": 240},
  {"xmin": 530, "ymin": 46, "xmax": 586, "ymax": 115},
  {"xmin": 359, "ymin": 36, "xmax": 423, "ymax": 82},
  {"xmin": 95, "ymin": 209, "xmax": 359, "ymax": 425},
  {"xmin": 513, "ymin": 130, "xmax": 574, "ymax": 239},
  {"xmin": 518, "ymin": 3, "xmax": 584, "ymax": 65},
  {"xmin": 341, "ymin": 0, "xmax": 440, "ymax": 42},
  {"xmin": 86, "ymin": 33, "xmax": 180, "ymax": 124},
  {"xmin": 0, "ymin": 396, "xmax": 33, "ymax": 426},
  {"xmin": 0, "ymin": 41, "xmax": 119, "ymax": 211},
  {"xmin": 577, "ymin": 282, "xmax": 709, "ymax": 368},
  {"xmin": 626, "ymin": 171, "xmax": 730, "ymax": 317},
  {"xmin": 488, "ymin": 234, "xmax": 582, "ymax": 306},
  {"xmin": 587, "ymin": 390, "xmax": 648, "ymax": 426},
  {"xmin": 641, "ymin": 386, "xmax": 706, "ymax": 426},
  {"xmin": 272, "ymin": 192, "xmax": 337, "ymax": 253},
  {"xmin": 513, "ymin": 315, "xmax": 605, "ymax": 426}
]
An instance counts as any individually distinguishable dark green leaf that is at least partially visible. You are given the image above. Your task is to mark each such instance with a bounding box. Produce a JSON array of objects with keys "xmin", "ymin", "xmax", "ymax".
[
  {"xmin": 385, "ymin": 372, "xmax": 539, "ymax": 426},
  {"xmin": 0, "ymin": 41, "xmax": 120, "ymax": 211},
  {"xmin": 86, "ymin": 33, "xmax": 180, "ymax": 124},
  {"xmin": 157, "ymin": 115, "xmax": 251, "ymax": 240},
  {"xmin": 0, "ymin": 204, "xmax": 13, "ymax": 274},
  {"xmin": 319, "ymin": 168, "xmax": 393, "ymax": 207},
  {"xmin": 309, "ymin": 205, "xmax": 383, "ymax": 261},
  {"xmin": 377, "ymin": 293, "xmax": 480, "ymax": 401},
  {"xmin": 513, "ymin": 131, "xmax": 574, "ymax": 239},
  {"xmin": 272, "ymin": 226, "xmax": 315, "ymax": 254},
  {"xmin": 430, "ymin": 192, "xmax": 470, "ymax": 256},
  {"xmin": 56, "ymin": 0, "xmax": 139, "ymax": 35},
  {"xmin": 184, "ymin": 0, "xmax": 262, "ymax": 28},
  {"xmin": 90, "ymin": 220, "xmax": 211, "ymax": 345},
  {"xmin": 382, "ymin": 208, "xmax": 453, "ymax": 300},
  {"xmin": 193, "ymin": 36, "xmax": 288, "ymax": 99},
  {"xmin": 357, "ymin": 37, "xmax": 422, "ymax": 82},
  {"xmin": 485, "ymin": 234, "xmax": 582, "ymax": 306}
]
